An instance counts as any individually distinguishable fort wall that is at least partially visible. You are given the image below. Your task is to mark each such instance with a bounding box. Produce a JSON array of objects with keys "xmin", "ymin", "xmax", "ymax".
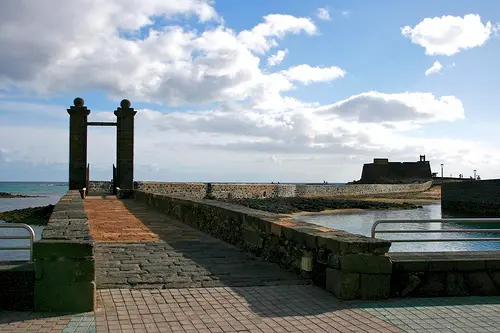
[{"xmin": 359, "ymin": 161, "xmax": 432, "ymax": 184}]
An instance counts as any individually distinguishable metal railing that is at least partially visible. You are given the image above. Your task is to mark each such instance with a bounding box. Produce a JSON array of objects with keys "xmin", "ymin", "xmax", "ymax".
[
  {"xmin": 371, "ymin": 218, "xmax": 500, "ymax": 242},
  {"xmin": 0, "ymin": 224, "xmax": 35, "ymax": 261}
]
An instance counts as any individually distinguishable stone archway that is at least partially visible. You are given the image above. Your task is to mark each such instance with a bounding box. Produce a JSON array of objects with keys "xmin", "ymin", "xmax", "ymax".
[{"xmin": 67, "ymin": 97, "xmax": 136, "ymax": 192}]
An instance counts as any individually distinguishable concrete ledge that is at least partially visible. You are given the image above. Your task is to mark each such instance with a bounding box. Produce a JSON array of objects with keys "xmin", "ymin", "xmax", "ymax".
[
  {"xmin": 391, "ymin": 251, "xmax": 500, "ymax": 297},
  {"xmin": 0, "ymin": 262, "xmax": 34, "ymax": 311},
  {"xmin": 34, "ymin": 190, "xmax": 96, "ymax": 312},
  {"xmin": 134, "ymin": 190, "xmax": 393, "ymax": 300}
]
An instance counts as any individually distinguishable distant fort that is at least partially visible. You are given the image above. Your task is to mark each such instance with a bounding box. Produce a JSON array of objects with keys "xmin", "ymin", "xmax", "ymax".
[{"xmin": 354, "ymin": 155, "xmax": 432, "ymax": 184}]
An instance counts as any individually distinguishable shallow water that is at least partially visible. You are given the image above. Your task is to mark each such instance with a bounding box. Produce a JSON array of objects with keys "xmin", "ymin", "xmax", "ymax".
[
  {"xmin": 295, "ymin": 204, "xmax": 500, "ymax": 252},
  {"xmin": 0, "ymin": 182, "xmax": 66, "ymax": 261}
]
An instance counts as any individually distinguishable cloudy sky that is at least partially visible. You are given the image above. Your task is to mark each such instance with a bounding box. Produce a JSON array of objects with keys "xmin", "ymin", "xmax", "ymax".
[{"xmin": 1, "ymin": 0, "xmax": 499, "ymax": 182}]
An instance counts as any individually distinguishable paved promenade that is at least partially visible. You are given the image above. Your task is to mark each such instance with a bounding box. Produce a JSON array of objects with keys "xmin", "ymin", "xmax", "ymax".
[{"xmin": 2, "ymin": 196, "xmax": 500, "ymax": 332}]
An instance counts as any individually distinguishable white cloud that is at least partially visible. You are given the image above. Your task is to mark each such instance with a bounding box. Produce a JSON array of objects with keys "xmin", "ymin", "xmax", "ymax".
[
  {"xmin": 280, "ymin": 64, "xmax": 345, "ymax": 85},
  {"xmin": 0, "ymin": 4, "xmax": 321, "ymax": 108},
  {"xmin": 425, "ymin": 61, "xmax": 443, "ymax": 76},
  {"xmin": 316, "ymin": 8, "xmax": 331, "ymax": 21},
  {"xmin": 237, "ymin": 14, "xmax": 317, "ymax": 53},
  {"xmin": 0, "ymin": 1, "xmax": 499, "ymax": 182},
  {"xmin": 267, "ymin": 49, "xmax": 288, "ymax": 67},
  {"xmin": 402, "ymin": 14, "xmax": 493, "ymax": 55}
]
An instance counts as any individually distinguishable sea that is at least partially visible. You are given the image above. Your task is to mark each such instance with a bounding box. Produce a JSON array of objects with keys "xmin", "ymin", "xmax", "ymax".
[
  {"xmin": 1, "ymin": 182, "xmax": 500, "ymax": 261},
  {"xmin": 0, "ymin": 182, "xmax": 67, "ymax": 261}
]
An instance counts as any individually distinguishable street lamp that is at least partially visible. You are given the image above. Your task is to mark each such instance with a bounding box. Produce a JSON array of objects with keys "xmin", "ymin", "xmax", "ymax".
[
  {"xmin": 474, "ymin": 169, "xmax": 477, "ymax": 180},
  {"xmin": 440, "ymin": 164, "xmax": 444, "ymax": 179}
]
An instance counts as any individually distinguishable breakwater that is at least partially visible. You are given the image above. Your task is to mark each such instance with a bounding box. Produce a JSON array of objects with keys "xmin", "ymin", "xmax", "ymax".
[{"xmin": 89, "ymin": 181, "xmax": 433, "ymax": 199}]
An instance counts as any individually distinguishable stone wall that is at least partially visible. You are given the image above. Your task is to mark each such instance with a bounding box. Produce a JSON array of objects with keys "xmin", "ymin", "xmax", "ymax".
[
  {"xmin": 295, "ymin": 182, "xmax": 432, "ymax": 197},
  {"xmin": 442, "ymin": 179, "xmax": 500, "ymax": 216},
  {"xmin": 89, "ymin": 181, "xmax": 112, "ymax": 193},
  {"xmin": 132, "ymin": 181, "xmax": 432, "ymax": 199},
  {"xmin": 391, "ymin": 252, "xmax": 500, "ymax": 297},
  {"xmin": 209, "ymin": 183, "xmax": 297, "ymax": 199},
  {"xmin": 133, "ymin": 190, "xmax": 393, "ymax": 300},
  {"xmin": 33, "ymin": 190, "xmax": 96, "ymax": 312},
  {"xmin": 134, "ymin": 182, "xmax": 207, "ymax": 198},
  {"xmin": 0, "ymin": 262, "xmax": 34, "ymax": 310}
]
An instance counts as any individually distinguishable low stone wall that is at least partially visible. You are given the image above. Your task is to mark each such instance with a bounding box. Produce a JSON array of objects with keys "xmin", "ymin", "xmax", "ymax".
[
  {"xmin": 133, "ymin": 190, "xmax": 392, "ymax": 300},
  {"xmin": 391, "ymin": 252, "xmax": 500, "ymax": 297},
  {"xmin": 134, "ymin": 182, "xmax": 207, "ymax": 198},
  {"xmin": 208, "ymin": 183, "xmax": 296, "ymax": 199},
  {"xmin": 295, "ymin": 181, "xmax": 432, "ymax": 197},
  {"xmin": 89, "ymin": 181, "xmax": 112, "ymax": 193},
  {"xmin": 34, "ymin": 190, "xmax": 96, "ymax": 312},
  {"xmin": 133, "ymin": 181, "xmax": 432, "ymax": 199},
  {"xmin": 442, "ymin": 179, "xmax": 500, "ymax": 216},
  {"xmin": 0, "ymin": 262, "xmax": 34, "ymax": 310}
]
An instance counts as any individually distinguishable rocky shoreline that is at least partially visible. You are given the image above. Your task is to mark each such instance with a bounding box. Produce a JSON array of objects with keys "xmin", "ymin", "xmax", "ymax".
[
  {"xmin": 0, "ymin": 191, "xmax": 43, "ymax": 198},
  {"xmin": 0, "ymin": 205, "xmax": 54, "ymax": 226},
  {"xmin": 225, "ymin": 197, "xmax": 421, "ymax": 214}
]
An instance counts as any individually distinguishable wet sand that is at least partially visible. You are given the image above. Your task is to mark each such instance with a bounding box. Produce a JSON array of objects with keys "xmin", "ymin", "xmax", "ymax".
[{"xmin": 285, "ymin": 185, "xmax": 441, "ymax": 216}]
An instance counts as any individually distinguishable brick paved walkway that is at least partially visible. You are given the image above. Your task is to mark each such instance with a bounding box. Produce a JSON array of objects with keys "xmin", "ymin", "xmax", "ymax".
[
  {"xmin": 84, "ymin": 197, "xmax": 160, "ymax": 242},
  {"xmin": 90, "ymin": 199, "xmax": 307, "ymax": 290},
  {"xmin": 3, "ymin": 293, "xmax": 500, "ymax": 332}
]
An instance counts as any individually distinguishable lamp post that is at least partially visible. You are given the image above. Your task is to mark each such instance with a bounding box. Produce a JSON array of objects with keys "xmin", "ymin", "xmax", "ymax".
[
  {"xmin": 440, "ymin": 164, "xmax": 444, "ymax": 180},
  {"xmin": 474, "ymin": 169, "xmax": 477, "ymax": 180}
]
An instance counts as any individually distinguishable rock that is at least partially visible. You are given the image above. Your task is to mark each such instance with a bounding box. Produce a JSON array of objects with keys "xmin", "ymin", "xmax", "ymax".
[
  {"xmin": 0, "ymin": 205, "xmax": 55, "ymax": 226},
  {"xmin": 401, "ymin": 274, "xmax": 421, "ymax": 297},
  {"xmin": 0, "ymin": 192, "xmax": 42, "ymax": 198},
  {"xmin": 225, "ymin": 197, "xmax": 419, "ymax": 214}
]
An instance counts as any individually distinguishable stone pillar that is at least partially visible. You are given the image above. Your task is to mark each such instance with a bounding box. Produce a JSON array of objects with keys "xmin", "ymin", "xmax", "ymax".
[
  {"xmin": 67, "ymin": 98, "xmax": 90, "ymax": 190},
  {"xmin": 114, "ymin": 99, "xmax": 136, "ymax": 190}
]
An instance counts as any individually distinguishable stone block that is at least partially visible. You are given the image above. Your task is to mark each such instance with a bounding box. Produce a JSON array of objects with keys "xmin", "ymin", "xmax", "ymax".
[
  {"xmin": 35, "ymin": 258, "xmax": 94, "ymax": 282},
  {"xmin": 325, "ymin": 268, "xmax": 359, "ymax": 300},
  {"xmin": 327, "ymin": 252, "xmax": 341, "ymax": 269},
  {"xmin": 288, "ymin": 227, "xmax": 318, "ymax": 249},
  {"xmin": 457, "ymin": 260, "xmax": 485, "ymax": 271},
  {"xmin": 467, "ymin": 272, "xmax": 499, "ymax": 296},
  {"xmin": 339, "ymin": 238, "xmax": 370, "ymax": 254},
  {"xmin": 418, "ymin": 273, "xmax": 446, "ymax": 297},
  {"xmin": 270, "ymin": 223, "xmax": 282, "ymax": 237},
  {"xmin": 242, "ymin": 228, "xmax": 261, "ymax": 248},
  {"xmin": 317, "ymin": 234, "xmax": 341, "ymax": 252},
  {"xmin": 490, "ymin": 271, "xmax": 500, "ymax": 287},
  {"xmin": 395, "ymin": 261, "xmax": 429, "ymax": 272},
  {"xmin": 34, "ymin": 281, "xmax": 96, "ymax": 312},
  {"xmin": 429, "ymin": 261, "xmax": 457, "ymax": 271},
  {"xmin": 359, "ymin": 274, "xmax": 390, "ymax": 300},
  {"xmin": 445, "ymin": 272, "xmax": 469, "ymax": 296},
  {"xmin": 34, "ymin": 240, "xmax": 93, "ymax": 259},
  {"xmin": 486, "ymin": 260, "xmax": 500, "ymax": 270},
  {"xmin": 340, "ymin": 254, "xmax": 392, "ymax": 274}
]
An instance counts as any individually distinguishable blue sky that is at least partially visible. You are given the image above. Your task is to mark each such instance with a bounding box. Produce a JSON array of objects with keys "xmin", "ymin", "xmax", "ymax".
[{"xmin": 0, "ymin": 0, "xmax": 499, "ymax": 182}]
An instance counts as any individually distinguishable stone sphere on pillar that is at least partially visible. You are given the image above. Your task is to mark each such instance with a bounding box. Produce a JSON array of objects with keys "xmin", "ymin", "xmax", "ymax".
[
  {"xmin": 73, "ymin": 97, "xmax": 84, "ymax": 107},
  {"xmin": 120, "ymin": 99, "xmax": 131, "ymax": 109}
]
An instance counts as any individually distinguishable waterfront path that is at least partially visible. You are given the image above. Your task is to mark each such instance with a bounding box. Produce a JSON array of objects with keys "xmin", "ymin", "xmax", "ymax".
[{"xmin": 2, "ymin": 196, "xmax": 500, "ymax": 332}]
